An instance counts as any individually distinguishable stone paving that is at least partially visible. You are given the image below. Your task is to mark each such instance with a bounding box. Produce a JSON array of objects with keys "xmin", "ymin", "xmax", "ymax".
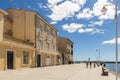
[{"xmin": 0, "ymin": 63, "xmax": 119, "ymax": 80}]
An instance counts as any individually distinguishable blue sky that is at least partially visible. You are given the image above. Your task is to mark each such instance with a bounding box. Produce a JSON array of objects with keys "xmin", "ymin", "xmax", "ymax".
[{"xmin": 0, "ymin": 0, "xmax": 120, "ymax": 61}]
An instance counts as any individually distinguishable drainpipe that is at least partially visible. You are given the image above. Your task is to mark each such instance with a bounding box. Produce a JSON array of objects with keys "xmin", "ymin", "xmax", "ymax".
[{"xmin": 34, "ymin": 14, "xmax": 37, "ymax": 67}]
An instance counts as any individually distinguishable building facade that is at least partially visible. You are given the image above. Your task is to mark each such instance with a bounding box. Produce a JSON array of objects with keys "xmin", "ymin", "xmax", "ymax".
[
  {"xmin": 0, "ymin": 9, "xmax": 35, "ymax": 70},
  {"xmin": 34, "ymin": 11, "xmax": 58, "ymax": 67},
  {"xmin": 0, "ymin": 8, "xmax": 58, "ymax": 71},
  {"xmin": 57, "ymin": 36, "xmax": 73, "ymax": 64}
]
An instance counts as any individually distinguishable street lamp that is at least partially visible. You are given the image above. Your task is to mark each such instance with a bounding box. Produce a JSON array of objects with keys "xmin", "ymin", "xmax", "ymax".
[
  {"xmin": 96, "ymin": 48, "xmax": 100, "ymax": 63},
  {"xmin": 101, "ymin": 0, "xmax": 118, "ymax": 80}
]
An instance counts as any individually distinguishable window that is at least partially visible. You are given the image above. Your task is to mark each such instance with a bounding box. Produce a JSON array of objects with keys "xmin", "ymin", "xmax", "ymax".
[
  {"xmin": 23, "ymin": 51, "xmax": 29, "ymax": 64},
  {"xmin": 53, "ymin": 45, "xmax": 55, "ymax": 50},
  {"xmin": 47, "ymin": 43, "xmax": 50, "ymax": 50},
  {"xmin": 53, "ymin": 31, "xmax": 56, "ymax": 38},
  {"xmin": 40, "ymin": 26, "xmax": 43, "ymax": 32},
  {"xmin": 40, "ymin": 24, "xmax": 44, "ymax": 32},
  {"xmin": 40, "ymin": 40, "xmax": 43, "ymax": 50},
  {"xmin": 39, "ymin": 19, "xmax": 44, "ymax": 32},
  {"xmin": 47, "ymin": 26, "xmax": 50, "ymax": 36},
  {"xmin": 51, "ymin": 30, "xmax": 53, "ymax": 36}
]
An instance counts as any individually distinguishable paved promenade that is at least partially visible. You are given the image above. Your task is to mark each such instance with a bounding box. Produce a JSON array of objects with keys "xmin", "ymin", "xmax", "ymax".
[{"xmin": 0, "ymin": 63, "xmax": 119, "ymax": 80}]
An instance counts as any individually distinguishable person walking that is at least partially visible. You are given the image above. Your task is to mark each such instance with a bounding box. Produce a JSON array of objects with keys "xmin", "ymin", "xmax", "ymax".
[
  {"xmin": 90, "ymin": 62, "xmax": 92, "ymax": 68},
  {"xmin": 94, "ymin": 62, "xmax": 96, "ymax": 68},
  {"xmin": 86, "ymin": 62, "xmax": 88, "ymax": 68}
]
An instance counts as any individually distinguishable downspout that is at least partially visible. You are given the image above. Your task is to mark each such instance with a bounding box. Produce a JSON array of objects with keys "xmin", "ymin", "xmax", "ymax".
[
  {"xmin": 23, "ymin": 9, "xmax": 26, "ymax": 40},
  {"xmin": 34, "ymin": 14, "xmax": 37, "ymax": 67}
]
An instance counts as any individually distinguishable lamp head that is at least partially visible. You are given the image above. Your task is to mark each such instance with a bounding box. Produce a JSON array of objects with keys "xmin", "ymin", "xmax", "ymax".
[{"xmin": 101, "ymin": 6, "xmax": 107, "ymax": 15}]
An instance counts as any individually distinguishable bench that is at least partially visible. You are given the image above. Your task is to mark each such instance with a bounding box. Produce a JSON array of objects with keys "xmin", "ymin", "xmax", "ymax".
[{"xmin": 101, "ymin": 68, "xmax": 109, "ymax": 76}]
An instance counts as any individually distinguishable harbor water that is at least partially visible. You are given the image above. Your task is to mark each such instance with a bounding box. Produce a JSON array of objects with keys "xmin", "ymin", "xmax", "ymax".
[{"xmin": 105, "ymin": 63, "xmax": 120, "ymax": 74}]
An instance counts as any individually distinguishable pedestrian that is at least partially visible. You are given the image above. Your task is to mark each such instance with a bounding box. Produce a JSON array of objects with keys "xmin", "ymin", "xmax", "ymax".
[
  {"xmin": 102, "ymin": 63, "xmax": 106, "ymax": 68},
  {"xmin": 90, "ymin": 62, "xmax": 92, "ymax": 68},
  {"xmin": 94, "ymin": 62, "xmax": 96, "ymax": 68},
  {"xmin": 86, "ymin": 62, "xmax": 88, "ymax": 68}
]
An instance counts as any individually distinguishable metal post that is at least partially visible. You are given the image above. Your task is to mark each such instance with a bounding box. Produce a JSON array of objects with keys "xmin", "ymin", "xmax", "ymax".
[
  {"xmin": 101, "ymin": 1, "xmax": 119, "ymax": 79},
  {"xmin": 98, "ymin": 48, "xmax": 100, "ymax": 63},
  {"xmin": 115, "ymin": 0, "xmax": 118, "ymax": 80},
  {"xmin": 96, "ymin": 49, "xmax": 100, "ymax": 63}
]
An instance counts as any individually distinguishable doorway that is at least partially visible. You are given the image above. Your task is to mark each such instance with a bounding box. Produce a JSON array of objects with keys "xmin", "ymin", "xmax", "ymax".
[
  {"xmin": 7, "ymin": 51, "xmax": 14, "ymax": 69},
  {"xmin": 62, "ymin": 53, "xmax": 65, "ymax": 64},
  {"xmin": 37, "ymin": 54, "xmax": 41, "ymax": 67},
  {"xmin": 46, "ymin": 56, "xmax": 50, "ymax": 66}
]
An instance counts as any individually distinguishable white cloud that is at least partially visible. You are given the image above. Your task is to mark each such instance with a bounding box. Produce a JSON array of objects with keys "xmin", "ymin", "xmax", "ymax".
[
  {"xmin": 62, "ymin": 23, "xmax": 104, "ymax": 34},
  {"xmin": 48, "ymin": 1, "xmax": 81, "ymax": 21},
  {"xmin": 102, "ymin": 38, "xmax": 120, "ymax": 44},
  {"xmin": 38, "ymin": 3, "xmax": 43, "ymax": 8},
  {"xmin": 88, "ymin": 20, "xmax": 104, "ymax": 27},
  {"xmin": 75, "ymin": 0, "xmax": 117, "ymax": 22},
  {"xmin": 48, "ymin": 0, "xmax": 86, "ymax": 22},
  {"xmin": 91, "ymin": 28, "xmax": 104, "ymax": 34},
  {"xmin": 38, "ymin": 3, "xmax": 48, "ymax": 9},
  {"xmin": 48, "ymin": 0, "xmax": 62, "ymax": 6},
  {"xmin": 44, "ymin": 0, "xmax": 120, "ymax": 35},
  {"xmin": 118, "ymin": 10, "xmax": 120, "ymax": 14},
  {"xmin": 71, "ymin": 0, "xmax": 86, "ymax": 6},
  {"xmin": 78, "ymin": 28, "xmax": 104, "ymax": 34},
  {"xmin": 78, "ymin": 28, "xmax": 94, "ymax": 33},
  {"xmin": 62, "ymin": 23, "xmax": 84, "ymax": 33},
  {"xmin": 50, "ymin": 21, "xmax": 57, "ymax": 24},
  {"xmin": 77, "ymin": 8, "xmax": 94, "ymax": 19},
  {"xmin": 76, "ymin": 0, "xmax": 117, "ymax": 21}
]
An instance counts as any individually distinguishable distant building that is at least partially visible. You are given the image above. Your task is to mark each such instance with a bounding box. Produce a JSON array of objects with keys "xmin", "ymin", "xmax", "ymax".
[
  {"xmin": 0, "ymin": 8, "xmax": 58, "ymax": 71},
  {"xmin": 57, "ymin": 36, "xmax": 73, "ymax": 64}
]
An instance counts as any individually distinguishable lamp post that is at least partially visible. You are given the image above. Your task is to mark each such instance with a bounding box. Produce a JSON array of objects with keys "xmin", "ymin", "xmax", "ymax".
[
  {"xmin": 101, "ymin": 0, "xmax": 118, "ymax": 80},
  {"xmin": 96, "ymin": 48, "xmax": 100, "ymax": 63}
]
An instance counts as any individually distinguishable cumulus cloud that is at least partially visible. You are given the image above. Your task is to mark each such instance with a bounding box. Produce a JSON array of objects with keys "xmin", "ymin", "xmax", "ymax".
[
  {"xmin": 76, "ymin": 0, "xmax": 117, "ymax": 20},
  {"xmin": 77, "ymin": 8, "xmax": 94, "ymax": 19},
  {"xmin": 47, "ymin": 0, "xmax": 118, "ymax": 23},
  {"xmin": 48, "ymin": 1, "xmax": 80, "ymax": 21},
  {"xmin": 75, "ymin": 0, "xmax": 117, "ymax": 21},
  {"xmin": 62, "ymin": 23, "xmax": 84, "ymax": 33},
  {"xmin": 78, "ymin": 28, "xmax": 104, "ymax": 34},
  {"xmin": 44, "ymin": 0, "xmax": 120, "ymax": 35},
  {"xmin": 78, "ymin": 28, "xmax": 94, "ymax": 33},
  {"xmin": 117, "ymin": 10, "xmax": 120, "ymax": 14},
  {"xmin": 38, "ymin": 3, "xmax": 48, "ymax": 9},
  {"xmin": 71, "ymin": 0, "xmax": 86, "ymax": 6},
  {"xmin": 50, "ymin": 21, "xmax": 57, "ymax": 24},
  {"xmin": 62, "ymin": 23, "xmax": 104, "ymax": 34},
  {"xmin": 48, "ymin": 0, "xmax": 62, "ymax": 6},
  {"xmin": 88, "ymin": 20, "xmax": 104, "ymax": 27},
  {"xmin": 48, "ymin": 0, "xmax": 86, "ymax": 22},
  {"xmin": 102, "ymin": 38, "xmax": 120, "ymax": 44}
]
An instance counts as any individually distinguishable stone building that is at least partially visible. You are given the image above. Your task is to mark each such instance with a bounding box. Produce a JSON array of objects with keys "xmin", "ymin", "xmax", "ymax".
[
  {"xmin": 57, "ymin": 36, "xmax": 73, "ymax": 64},
  {"xmin": 0, "ymin": 8, "xmax": 58, "ymax": 71}
]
